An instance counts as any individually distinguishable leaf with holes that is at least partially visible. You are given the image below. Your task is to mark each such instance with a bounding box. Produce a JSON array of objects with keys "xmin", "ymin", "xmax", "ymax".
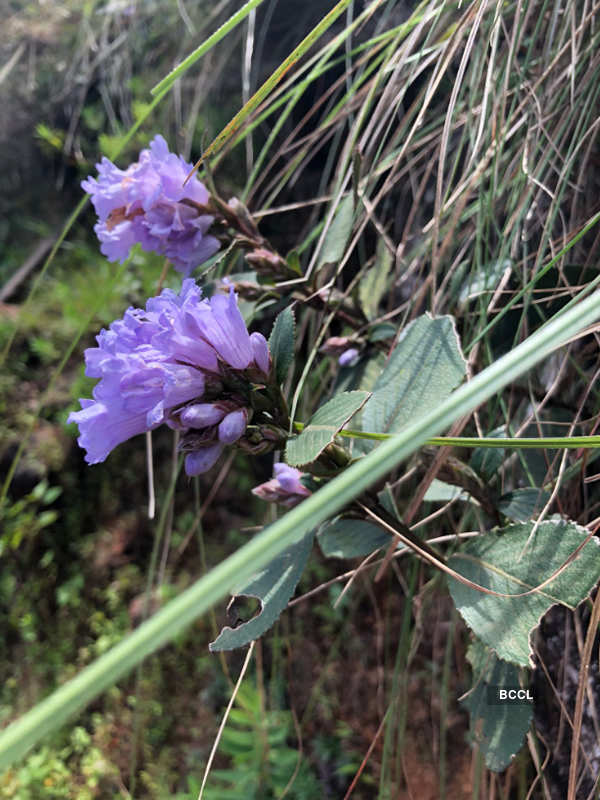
[
  {"xmin": 362, "ymin": 314, "xmax": 466, "ymax": 436},
  {"xmin": 210, "ymin": 529, "xmax": 314, "ymax": 651},
  {"xmin": 286, "ymin": 391, "xmax": 370, "ymax": 466},
  {"xmin": 447, "ymin": 519, "xmax": 600, "ymax": 666}
]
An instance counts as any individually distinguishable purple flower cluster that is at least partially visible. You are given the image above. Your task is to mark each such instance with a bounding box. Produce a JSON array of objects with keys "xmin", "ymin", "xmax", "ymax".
[
  {"xmin": 82, "ymin": 135, "xmax": 220, "ymax": 275},
  {"xmin": 252, "ymin": 463, "xmax": 311, "ymax": 508},
  {"xmin": 68, "ymin": 280, "xmax": 271, "ymax": 475}
]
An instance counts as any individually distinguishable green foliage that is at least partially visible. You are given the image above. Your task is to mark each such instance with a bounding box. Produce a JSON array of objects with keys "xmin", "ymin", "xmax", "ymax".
[
  {"xmin": 497, "ymin": 488, "xmax": 550, "ymax": 522},
  {"xmin": 268, "ymin": 306, "xmax": 295, "ymax": 385},
  {"xmin": 361, "ymin": 314, "xmax": 467, "ymax": 436},
  {"xmin": 315, "ymin": 193, "xmax": 355, "ymax": 271},
  {"xmin": 210, "ymin": 529, "xmax": 314, "ymax": 651},
  {"xmin": 0, "ymin": 481, "xmax": 61, "ymax": 556},
  {"xmin": 469, "ymin": 427, "xmax": 506, "ymax": 482},
  {"xmin": 462, "ymin": 639, "xmax": 532, "ymax": 772},
  {"xmin": 447, "ymin": 520, "xmax": 600, "ymax": 665},
  {"xmin": 4, "ymin": 0, "xmax": 600, "ymax": 792},
  {"xmin": 317, "ymin": 517, "xmax": 392, "ymax": 558},
  {"xmin": 198, "ymin": 684, "xmax": 321, "ymax": 800},
  {"xmin": 359, "ymin": 238, "xmax": 393, "ymax": 321},
  {"xmin": 0, "ymin": 725, "xmax": 121, "ymax": 799},
  {"xmin": 286, "ymin": 391, "xmax": 369, "ymax": 466}
]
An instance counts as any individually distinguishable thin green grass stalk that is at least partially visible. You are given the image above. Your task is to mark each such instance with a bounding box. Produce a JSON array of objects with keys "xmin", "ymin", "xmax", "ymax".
[
  {"xmin": 240, "ymin": 0, "xmax": 391, "ymax": 200},
  {"xmin": 378, "ymin": 561, "xmax": 417, "ymax": 797},
  {"xmin": 1, "ymin": 287, "xmax": 600, "ymax": 768},
  {"xmin": 467, "ymin": 210, "xmax": 600, "ymax": 351},
  {"xmin": 128, "ymin": 455, "xmax": 183, "ymax": 795},
  {"xmin": 151, "ymin": 0, "xmax": 267, "ymax": 96},
  {"xmin": 472, "ymin": 748, "xmax": 484, "ymax": 800},
  {"xmin": 228, "ymin": 19, "xmax": 406, "ymax": 171},
  {"xmin": 438, "ymin": 610, "xmax": 456, "ymax": 800},
  {"xmin": 294, "ymin": 423, "xmax": 600, "ymax": 449},
  {"xmin": 188, "ymin": 0, "xmax": 373, "ymax": 170}
]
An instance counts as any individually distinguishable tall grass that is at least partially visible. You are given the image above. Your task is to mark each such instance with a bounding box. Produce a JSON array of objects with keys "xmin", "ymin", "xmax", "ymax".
[{"xmin": 2, "ymin": 0, "xmax": 600, "ymax": 796}]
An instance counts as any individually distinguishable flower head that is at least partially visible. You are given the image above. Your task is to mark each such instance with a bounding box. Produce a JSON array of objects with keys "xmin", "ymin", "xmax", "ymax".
[
  {"xmin": 82, "ymin": 135, "xmax": 220, "ymax": 274},
  {"xmin": 252, "ymin": 463, "xmax": 311, "ymax": 507},
  {"xmin": 68, "ymin": 280, "xmax": 271, "ymax": 473}
]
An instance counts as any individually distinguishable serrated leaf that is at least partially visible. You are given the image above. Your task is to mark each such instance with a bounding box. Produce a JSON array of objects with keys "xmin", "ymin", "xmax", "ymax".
[
  {"xmin": 447, "ymin": 520, "xmax": 600, "ymax": 666},
  {"xmin": 462, "ymin": 640, "xmax": 532, "ymax": 772},
  {"xmin": 498, "ymin": 488, "xmax": 550, "ymax": 522},
  {"xmin": 286, "ymin": 391, "xmax": 370, "ymax": 466},
  {"xmin": 268, "ymin": 306, "xmax": 295, "ymax": 384},
  {"xmin": 210, "ymin": 529, "xmax": 313, "ymax": 651},
  {"xmin": 317, "ymin": 518, "xmax": 392, "ymax": 558},
  {"xmin": 362, "ymin": 314, "xmax": 466, "ymax": 436},
  {"xmin": 359, "ymin": 239, "xmax": 393, "ymax": 320},
  {"xmin": 316, "ymin": 193, "xmax": 354, "ymax": 270}
]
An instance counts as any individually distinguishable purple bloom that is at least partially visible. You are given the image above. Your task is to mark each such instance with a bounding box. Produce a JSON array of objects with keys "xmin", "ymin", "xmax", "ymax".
[
  {"xmin": 338, "ymin": 348, "xmax": 360, "ymax": 367},
  {"xmin": 68, "ymin": 280, "xmax": 271, "ymax": 474},
  {"xmin": 82, "ymin": 135, "xmax": 220, "ymax": 275},
  {"xmin": 252, "ymin": 462, "xmax": 311, "ymax": 508}
]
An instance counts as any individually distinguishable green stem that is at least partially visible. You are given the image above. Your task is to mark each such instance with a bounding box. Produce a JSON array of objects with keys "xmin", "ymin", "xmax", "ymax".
[{"xmin": 293, "ymin": 422, "xmax": 600, "ymax": 448}]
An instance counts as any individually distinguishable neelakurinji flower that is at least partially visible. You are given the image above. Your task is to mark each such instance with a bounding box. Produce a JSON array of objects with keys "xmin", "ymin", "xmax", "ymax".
[
  {"xmin": 252, "ymin": 463, "xmax": 311, "ymax": 508},
  {"xmin": 67, "ymin": 279, "xmax": 272, "ymax": 475},
  {"xmin": 82, "ymin": 135, "xmax": 220, "ymax": 275}
]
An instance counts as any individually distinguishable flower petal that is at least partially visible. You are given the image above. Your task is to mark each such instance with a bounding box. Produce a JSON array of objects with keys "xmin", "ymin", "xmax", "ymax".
[
  {"xmin": 218, "ymin": 408, "xmax": 248, "ymax": 444},
  {"xmin": 184, "ymin": 443, "xmax": 224, "ymax": 475}
]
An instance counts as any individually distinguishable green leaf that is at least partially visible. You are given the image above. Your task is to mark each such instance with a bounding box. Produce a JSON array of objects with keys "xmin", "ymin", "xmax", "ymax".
[
  {"xmin": 285, "ymin": 249, "xmax": 302, "ymax": 275},
  {"xmin": 317, "ymin": 518, "xmax": 392, "ymax": 558},
  {"xmin": 359, "ymin": 239, "xmax": 393, "ymax": 320},
  {"xmin": 462, "ymin": 639, "xmax": 532, "ymax": 772},
  {"xmin": 286, "ymin": 391, "xmax": 370, "ymax": 466},
  {"xmin": 210, "ymin": 529, "xmax": 314, "ymax": 651},
  {"xmin": 497, "ymin": 488, "xmax": 550, "ymax": 522},
  {"xmin": 361, "ymin": 314, "xmax": 466, "ymax": 435},
  {"xmin": 368, "ymin": 322, "xmax": 396, "ymax": 342},
  {"xmin": 447, "ymin": 519, "xmax": 600, "ymax": 665},
  {"xmin": 268, "ymin": 306, "xmax": 295, "ymax": 384},
  {"xmin": 423, "ymin": 479, "xmax": 467, "ymax": 503},
  {"xmin": 316, "ymin": 193, "xmax": 355, "ymax": 270}
]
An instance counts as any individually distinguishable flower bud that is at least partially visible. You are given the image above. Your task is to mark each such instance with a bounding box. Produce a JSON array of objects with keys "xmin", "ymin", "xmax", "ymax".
[
  {"xmin": 338, "ymin": 348, "xmax": 360, "ymax": 367},
  {"xmin": 250, "ymin": 332, "xmax": 271, "ymax": 376},
  {"xmin": 252, "ymin": 462, "xmax": 311, "ymax": 507},
  {"xmin": 218, "ymin": 408, "xmax": 248, "ymax": 444},
  {"xmin": 185, "ymin": 443, "xmax": 224, "ymax": 475},
  {"xmin": 180, "ymin": 403, "xmax": 226, "ymax": 428}
]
